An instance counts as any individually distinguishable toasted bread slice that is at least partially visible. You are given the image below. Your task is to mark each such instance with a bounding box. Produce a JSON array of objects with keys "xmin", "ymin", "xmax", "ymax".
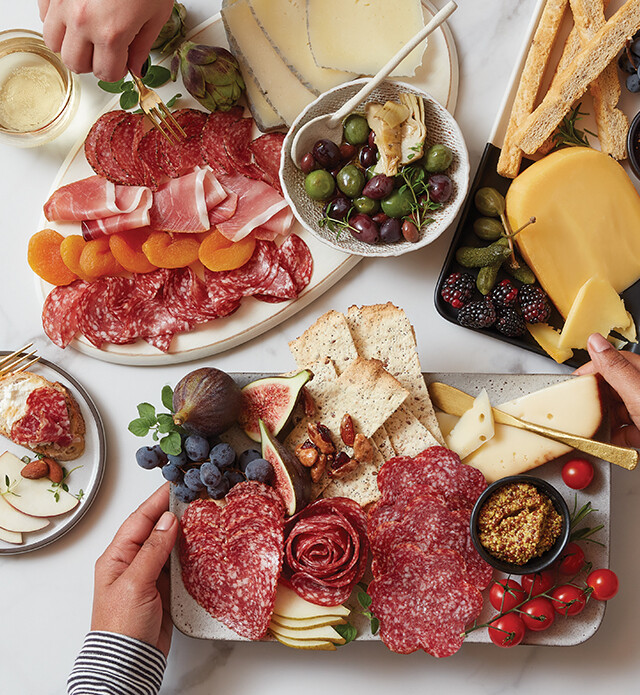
[{"xmin": 0, "ymin": 372, "xmax": 85, "ymax": 461}]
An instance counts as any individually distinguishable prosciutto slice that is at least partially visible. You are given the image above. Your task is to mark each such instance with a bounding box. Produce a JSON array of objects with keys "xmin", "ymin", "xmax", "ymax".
[
  {"xmin": 149, "ymin": 168, "xmax": 226, "ymax": 232},
  {"xmin": 44, "ymin": 176, "xmax": 152, "ymax": 222},
  {"xmin": 208, "ymin": 190, "xmax": 238, "ymax": 225},
  {"xmin": 217, "ymin": 174, "xmax": 288, "ymax": 242},
  {"xmin": 82, "ymin": 205, "xmax": 152, "ymax": 239}
]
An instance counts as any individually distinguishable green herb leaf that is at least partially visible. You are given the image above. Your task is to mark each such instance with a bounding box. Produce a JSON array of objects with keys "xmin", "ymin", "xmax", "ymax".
[
  {"xmin": 122, "ymin": 81, "xmax": 135, "ymax": 91},
  {"xmin": 128, "ymin": 418, "xmax": 150, "ymax": 437},
  {"xmin": 334, "ymin": 623, "xmax": 357, "ymax": 644},
  {"xmin": 120, "ymin": 89, "xmax": 140, "ymax": 110},
  {"xmin": 142, "ymin": 65, "xmax": 172, "ymax": 88},
  {"xmin": 370, "ymin": 617, "xmax": 380, "ymax": 635},
  {"xmin": 165, "ymin": 93, "xmax": 182, "ymax": 108},
  {"xmin": 160, "ymin": 431, "xmax": 182, "ymax": 456},
  {"xmin": 98, "ymin": 78, "xmax": 127, "ymax": 93},
  {"xmin": 137, "ymin": 402, "xmax": 156, "ymax": 421},
  {"xmin": 156, "ymin": 413, "xmax": 176, "ymax": 434},
  {"xmin": 161, "ymin": 385, "xmax": 174, "ymax": 412},
  {"xmin": 76, "ymin": 489, "xmax": 85, "ymax": 501},
  {"xmin": 21, "ymin": 455, "xmax": 31, "ymax": 464},
  {"xmin": 357, "ymin": 590, "xmax": 372, "ymax": 609},
  {"xmin": 152, "ymin": 430, "xmax": 159, "ymax": 441}
]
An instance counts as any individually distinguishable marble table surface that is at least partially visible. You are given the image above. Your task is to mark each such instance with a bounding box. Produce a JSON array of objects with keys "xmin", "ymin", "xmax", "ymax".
[{"xmin": 1, "ymin": 1, "xmax": 639, "ymax": 693}]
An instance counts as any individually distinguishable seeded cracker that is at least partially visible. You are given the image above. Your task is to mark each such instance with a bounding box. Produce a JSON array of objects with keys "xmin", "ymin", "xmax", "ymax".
[
  {"xmin": 346, "ymin": 303, "xmax": 444, "ymax": 445},
  {"xmin": 384, "ymin": 404, "xmax": 440, "ymax": 456}
]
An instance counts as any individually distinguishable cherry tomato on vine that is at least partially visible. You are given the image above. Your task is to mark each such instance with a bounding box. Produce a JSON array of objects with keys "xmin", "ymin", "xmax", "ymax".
[
  {"xmin": 488, "ymin": 613, "xmax": 526, "ymax": 647},
  {"xmin": 550, "ymin": 584, "xmax": 587, "ymax": 616},
  {"xmin": 520, "ymin": 597, "xmax": 555, "ymax": 631},
  {"xmin": 521, "ymin": 569, "xmax": 555, "ymax": 597},
  {"xmin": 489, "ymin": 579, "xmax": 526, "ymax": 612},
  {"xmin": 587, "ymin": 568, "xmax": 619, "ymax": 601},
  {"xmin": 561, "ymin": 458, "xmax": 594, "ymax": 490},
  {"xmin": 557, "ymin": 542, "xmax": 586, "ymax": 575}
]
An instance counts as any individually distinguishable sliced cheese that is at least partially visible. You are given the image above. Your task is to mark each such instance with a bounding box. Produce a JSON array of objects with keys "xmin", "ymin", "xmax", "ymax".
[
  {"xmin": 437, "ymin": 375, "xmax": 603, "ymax": 482},
  {"xmin": 272, "ymin": 583, "xmax": 350, "ymax": 620},
  {"xmin": 221, "ymin": 0, "xmax": 315, "ymax": 126},
  {"xmin": 526, "ymin": 323, "xmax": 573, "ymax": 364},
  {"xmin": 236, "ymin": 54, "xmax": 284, "ymax": 132},
  {"xmin": 247, "ymin": 0, "xmax": 356, "ymax": 95},
  {"xmin": 445, "ymin": 389, "xmax": 495, "ymax": 460},
  {"xmin": 558, "ymin": 277, "xmax": 628, "ymax": 349},
  {"xmin": 270, "ymin": 614, "xmax": 346, "ymax": 630},
  {"xmin": 507, "ymin": 148, "xmax": 640, "ymax": 317},
  {"xmin": 307, "ymin": 0, "xmax": 427, "ymax": 77},
  {"xmin": 269, "ymin": 622, "xmax": 345, "ymax": 644},
  {"xmin": 613, "ymin": 311, "xmax": 637, "ymax": 343}
]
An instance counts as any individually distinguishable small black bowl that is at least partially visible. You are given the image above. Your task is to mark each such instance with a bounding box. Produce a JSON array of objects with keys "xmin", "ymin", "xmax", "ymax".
[
  {"xmin": 469, "ymin": 475, "xmax": 570, "ymax": 576},
  {"xmin": 627, "ymin": 110, "xmax": 640, "ymax": 180}
]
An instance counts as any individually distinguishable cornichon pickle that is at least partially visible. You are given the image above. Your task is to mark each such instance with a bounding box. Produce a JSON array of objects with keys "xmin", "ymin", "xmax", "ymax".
[
  {"xmin": 473, "ymin": 217, "xmax": 504, "ymax": 241},
  {"xmin": 505, "ymin": 260, "xmax": 536, "ymax": 284},
  {"xmin": 456, "ymin": 243, "xmax": 511, "ymax": 268},
  {"xmin": 477, "ymin": 262, "xmax": 502, "ymax": 295},
  {"xmin": 474, "ymin": 187, "xmax": 506, "ymax": 217}
]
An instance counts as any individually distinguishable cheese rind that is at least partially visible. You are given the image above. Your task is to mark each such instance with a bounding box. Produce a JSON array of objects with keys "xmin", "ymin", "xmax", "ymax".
[
  {"xmin": 507, "ymin": 148, "xmax": 640, "ymax": 317},
  {"xmin": 445, "ymin": 389, "xmax": 495, "ymax": 460},
  {"xmin": 307, "ymin": 0, "xmax": 427, "ymax": 77}
]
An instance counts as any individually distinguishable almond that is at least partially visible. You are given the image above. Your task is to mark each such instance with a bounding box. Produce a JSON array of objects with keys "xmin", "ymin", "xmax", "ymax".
[
  {"xmin": 340, "ymin": 414, "xmax": 355, "ymax": 447},
  {"xmin": 302, "ymin": 388, "xmax": 316, "ymax": 417},
  {"xmin": 21, "ymin": 460, "xmax": 49, "ymax": 480},
  {"xmin": 44, "ymin": 457, "xmax": 64, "ymax": 484}
]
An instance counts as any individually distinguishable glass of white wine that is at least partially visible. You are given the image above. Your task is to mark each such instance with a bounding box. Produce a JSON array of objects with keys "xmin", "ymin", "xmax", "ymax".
[{"xmin": 0, "ymin": 29, "xmax": 77, "ymax": 147}]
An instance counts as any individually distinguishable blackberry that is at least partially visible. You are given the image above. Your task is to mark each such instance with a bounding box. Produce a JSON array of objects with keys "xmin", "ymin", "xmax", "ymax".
[
  {"xmin": 519, "ymin": 285, "xmax": 551, "ymax": 324},
  {"xmin": 457, "ymin": 298, "xmax": 496, "ymax": 329},
  {"xmin": 490, "ymin": 279, "xmax": 519, "ymax": 309},
  {"xmin": 441, "ymin": 272, "xmax": 475, "ymax": 309},
  {"xmin": 496, "ymin": 308, "xmax": 526, "ymax": 337}
]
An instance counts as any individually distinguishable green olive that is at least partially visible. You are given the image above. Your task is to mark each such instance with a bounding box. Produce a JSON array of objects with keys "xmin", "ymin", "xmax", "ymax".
[
  {"xmin": 343, "ymin": 114, "xmax": 370, "ymax": 146},
  {"xmin": 473, "ymin": 217, "xmax": 504, "ymax": 241},
  {"xmin": 353, "ymin": 196, "xmax": 380, "ymax": 215},
  {"xmin": 424, "ymin": 144, "xmax": 454, "ymax": 173},
  {"xmin": 474, "ymin": 187, "xmax": 505, "ymax": 217},
  {"xmin": 304, "ymin": 169, "xmax": 335, "ymax": 200},
  {"xmin": 381, "ymin": 188, "xmax": 413, "ymax": 218},
  {"xmin": 336, "ymin": 164, "xmax": 365, "ymax": 198}
]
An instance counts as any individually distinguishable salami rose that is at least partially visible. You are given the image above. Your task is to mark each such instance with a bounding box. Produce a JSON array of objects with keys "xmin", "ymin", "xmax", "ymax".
[{"xmin": 283, "ymin": 497, "xmax": 368, "ymax": 606}]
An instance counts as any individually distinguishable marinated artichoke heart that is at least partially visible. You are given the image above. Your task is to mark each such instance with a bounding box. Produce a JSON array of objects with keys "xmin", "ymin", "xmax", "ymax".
[
  {"xmin": 152, "ymin": 2, "xmax": 187, "ymax": 55},
  {"xmin": 399, "ymin": 93, "xmax": 427, "ymax": 165},
  {"xmin": 365, "ymin": 101, "xmax": 410, "ymax": 177}
]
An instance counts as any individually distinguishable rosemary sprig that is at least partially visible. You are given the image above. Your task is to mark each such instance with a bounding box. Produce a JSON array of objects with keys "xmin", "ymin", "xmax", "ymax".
[
  {"xmin": 550, "ymin": 103, "xmax": 597, "ymax": 151},
  {"xmin": 569, "ymin": 497, "xmax": 605, "ymax": 546}
]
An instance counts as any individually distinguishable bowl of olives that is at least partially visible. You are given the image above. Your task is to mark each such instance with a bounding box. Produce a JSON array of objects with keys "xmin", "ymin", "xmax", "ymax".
[{"xmin": 280, "ymin": 78, "xmax": 469, "ymax": 257}]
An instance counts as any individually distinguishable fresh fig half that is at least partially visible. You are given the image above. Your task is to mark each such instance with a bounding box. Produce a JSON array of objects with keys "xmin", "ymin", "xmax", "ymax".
[
  {"xmin": 259, "ymin": 419, "xmax": 311, "ymax": 516},
  {"xmin": 239, "ymin": 370, "xmax": 312, "ymax": 442},
  {"xmin": 172, "ymin": 367, "xmax": 242, "ymax": 437}
]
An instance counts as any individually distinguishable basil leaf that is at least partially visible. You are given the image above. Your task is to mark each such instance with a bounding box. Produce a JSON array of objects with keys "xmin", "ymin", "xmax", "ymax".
[
  {"xmin": 357, "ymin": 590, "xmax": 372, "ymax": 609},
  {"xmin": 370, "ymin": 617, "xmax": 380, "ymax": 635},
  {"xmin": 128, "ymin": 419, "xmax": 150, "ymax": 437},
  {"xmin": 334, "ymin": 623, "xmax": 357, "ymax": 644},
  {"xmin": 120, "ymin": 89, "xmax": 140, "ymax": 110},
  {"xmin": 122, "ymin": 81, "xmax": 135, "ymax": 91},
  {"xmin": 142, "ymin": 65, "xmax": 172, "ymax": 88},
  {"xmin": 98, "ymin": 78, "xmax": 126, "ymax": 93},
  {"xmin": 161, "ymin": 385, "xmax": 174, "ymax": 412},
  {"xmin": 165, "ymin": 93, "xmax": 182, "ymax": 108},
  {"xmin": 160, "ymin": 431, "xmax": 182, "ymax": 456}
]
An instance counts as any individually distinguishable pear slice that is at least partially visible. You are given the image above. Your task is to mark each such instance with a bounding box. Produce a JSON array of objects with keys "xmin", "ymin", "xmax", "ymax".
[
  {"xmin": 270, "ymin": 632, "xmax": 336, "ymax": 651},
  {"xmin": 0, "ymin": 492, "xmax": 50, "ymax": 532},
  {"xmin": 0, "ymin": 526, "xmax": 23, "ymax": 544},
  {"xmin": 272, "ymin": 583, "xmax": 350, "ymax": 620},
  {"xmin": 269, "ymin": 622, "xmax": 345, "ymax": 644},
  {"xmin": 0, "ymin": 452, "xmax": 79, "ymax": 518},
  {"xmin": 270, "ymin": 614, "xmax": 346, "ymax": 630}
]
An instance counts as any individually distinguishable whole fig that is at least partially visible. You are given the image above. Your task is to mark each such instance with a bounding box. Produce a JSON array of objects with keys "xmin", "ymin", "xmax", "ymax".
[{"xmin": 172, "ymin": 368, "xmax": 242, "ymax": 436}]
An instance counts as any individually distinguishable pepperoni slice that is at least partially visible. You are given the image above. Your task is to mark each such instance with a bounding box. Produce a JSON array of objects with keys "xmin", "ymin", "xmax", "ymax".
[{"xmin": 42, "ymin": 280, "xmax": 89, "ymax": 349}]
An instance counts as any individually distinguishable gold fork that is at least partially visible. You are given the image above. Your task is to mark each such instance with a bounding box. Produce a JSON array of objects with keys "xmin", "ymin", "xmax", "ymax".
[
  {"xmin": 0, "ymin": 343, "xmax": 41, "ymax": 378},
  {"xmin": 129, "ymin": 72, "xmax": 186, "ymax": 144}
]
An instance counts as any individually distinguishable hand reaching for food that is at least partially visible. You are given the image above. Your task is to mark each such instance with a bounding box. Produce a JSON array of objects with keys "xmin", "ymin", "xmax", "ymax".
[
  {"xmin": 38, "ymin": 0, "xmax": 174, "ymax": 81},
  {"xmin": 91, "ymin": 483, "xmax": 178, "ymax": 657},
  {"xmin": 574, "ymin": 333, "xmax": 640, "ymax": 449}
]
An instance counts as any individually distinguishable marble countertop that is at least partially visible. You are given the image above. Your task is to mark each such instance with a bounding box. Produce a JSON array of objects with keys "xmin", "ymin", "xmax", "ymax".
[{"xmin": 1, "ymin": 1, "xmax": 639, "ymax": 693}]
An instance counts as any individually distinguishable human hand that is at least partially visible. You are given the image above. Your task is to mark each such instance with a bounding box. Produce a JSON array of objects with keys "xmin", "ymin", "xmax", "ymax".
[
  {"xmin": 39, "ymin": 0, "xmax": 174, "ymax": 81},
  {"xmin": 91, "ymin": 483, "xmax": 178, "ymax": 657},
  {"xmin": 574, "ymin": 332, "xmax": 640, "ymax": 448}
]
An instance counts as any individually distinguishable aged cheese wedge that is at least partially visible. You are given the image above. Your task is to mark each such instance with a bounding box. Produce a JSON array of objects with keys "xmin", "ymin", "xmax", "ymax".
[
  {"xmin": 235, "ymin": 54, "xmax": 284, "ymax": 131},
  {"xmin": 270, "ymin": 614, "xmax": 346, "ymax": 630},
  {"xmin": 445, "ymin": 389, "xmax": 495, "ymax": 459},
  {"xmin": 272, "ymin": 583, "xmax": 350, "ymax": 620},
  {"xmin": 526, "ymin": 323, "xmax": 574, "ymax": 364},
  {"xmin": 221, "ymin": 0, "xmax": 315, "ymax": 126},
  {"xmin": 269, "ymin": 622, "xmax": 345, "ymax": 644},
  {"xmin": 558, "ymin": 277, "xmax": 629, "ymax": 349},
  {"xmin": 307, "ymin": 0, "xmax": 427, "ymax": 77},
  {"xmin": 0, "ymin": 527, "xmax": 22, "ymax": 544},
  {"xmin": 507, "ymin": 148, "xmax": 640, "ymax": 317},
  {"xmin": 247, "ymin": 0, "xmax": 356, "ymax": 95},
  {"xmin": 436, "ymin": 375, "xmax": 603, "ymax": 482}
]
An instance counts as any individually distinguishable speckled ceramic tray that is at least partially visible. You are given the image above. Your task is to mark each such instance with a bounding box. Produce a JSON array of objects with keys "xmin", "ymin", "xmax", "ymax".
[{"xmin": 170, "ymin": 373, "xmax": 610, "ymax": 647}]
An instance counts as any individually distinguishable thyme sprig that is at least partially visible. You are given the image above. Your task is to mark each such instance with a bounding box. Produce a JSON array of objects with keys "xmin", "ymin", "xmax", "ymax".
[
  {"xmin": 398, "ymin": 164, "xmax": 441, "ymax": 231},
  {"xmin": 318, "ymin": 206, "xmax": 356, "ymax": 240},
  {"xmin": 551, "ymin": 103, "xmax": 596, "ymax": 151},
  {"xmin": 48, "ymin": 464, "xmax": 83, "ymax": 503},
  {"xmin": 569, "ymin": 498, "xmax": 605, "ymax": 546}
]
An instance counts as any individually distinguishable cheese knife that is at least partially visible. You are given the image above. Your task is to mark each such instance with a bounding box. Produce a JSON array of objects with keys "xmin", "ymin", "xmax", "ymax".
[{"xmin": 428, "ymin": 381, "xmax": 638, "ymax": 471}]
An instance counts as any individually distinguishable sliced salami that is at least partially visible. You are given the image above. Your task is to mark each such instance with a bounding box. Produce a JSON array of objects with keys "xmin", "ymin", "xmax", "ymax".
[
  {"xmin": 201, "ymin": 107, "xmax": 243, "ymax": 175},
  {"xmin": 155, "ymin": 108, "xmax": 208, "ymax": 178},
  {"xmin": 206, "ymin": 240, "xmax": 278, "ymax": 297},
  {"xmin": 78, "ymin": 277, "xmax": 137, "ymax": 348},
  {"xmin": 132, "ymin": 268, "xmax": 171, "ymax": 300},
  {"xmin": 42, "ymin": 280, "xmax": 89, "ymax": 348},
  {"xmin": 111, "ymin": 113, "xmax": 152, "ymax": 187},
  {"xmin": 164, "ymin": 267, "xmax": 211, "ymax": 323},
  {"xmin": 253, "ymin": 264, "xmax": 297, "ymax": 303},
  {"xmin": 97, "ymin": 112, "xmax": 139, "ymax": 185},
  {"xmin": 249, "ymin": 133, "xmax": 285, "ymax": 193},
  {"xmin": 224, "ymin": 117, "xmax": 263, "ymax": 179},
  {"xmin": 137, "ymin": 128, "xmax": 166, "ymax": 184},
  {"xmin": 11, "ymin": 387, "xmax": 72, "ymax": 448},
  {"xmin": 84, "ymin": 111, "xmax": 124, "ymax": 179},
  {"xmin": 128, "ymin": 295, "xmax": 191, "ymax": 345},
  {"xmin": 276, "ymin": 235, "xmax": 313, "ymax": 294}
]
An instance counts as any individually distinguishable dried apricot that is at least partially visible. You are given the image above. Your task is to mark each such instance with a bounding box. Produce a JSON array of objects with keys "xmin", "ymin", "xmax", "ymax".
[
  {"xmin": 199, "ymin": 230, "xmax": 256, "ymax": 271},
  {"xmin": 60, "ymin": 235, "xmax": 96, "ymax": 282},
  {"xmin": 142, "ymin": 231, "xmax": 200, "ymax": 268},
  {"xmin": 79, "ymin": 238, "xmax": 125, "ymax": 278},
  {"xmin": 28, "ymin": 229, "xmax": 78, "ymax": 286},
  {"xmin": 109, "ymin": 227, "xmax": 157, "ymax": 273}
]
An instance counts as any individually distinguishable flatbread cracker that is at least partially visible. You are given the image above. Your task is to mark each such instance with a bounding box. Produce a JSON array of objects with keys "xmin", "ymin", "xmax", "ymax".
[
  {"xmin": 372, "ymin": 426, "xmax": 395, "ymax": 460},
  {"xmin": 385, "ymin": 404, "xmax": 440, "ymax": 457},
  {"xmin": 321, "ymin": 443, "xmax": 386, "ymax": 507},
  {"xmin": 346, "ymin": 303, "xmax": 444, "ymax": 444}
]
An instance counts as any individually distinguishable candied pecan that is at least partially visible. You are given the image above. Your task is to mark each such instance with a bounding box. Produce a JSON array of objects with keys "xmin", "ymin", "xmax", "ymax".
[
  {"xmin": 295, "ymin": 440, "xmax": 319, "ymax": 468},
  {"xmin": 307, "ymin": 422, "xmax": 336, "ymax": 455},
  {"xmin": 353, "ymin": 434, "xmax": 374, "ymax": 464},
  {"xmin": 310, "ymin": 453, "xmax": 329, "ymax": 483},
  {"xmin": 327, "ymin": 451, "xmax": 359, "ymax": 479},
  {"xmin": 301, "ymin": 388, "xmax": 316, "ymax": 417},
  {"xmin": 340, "ymin": 413, "xmax": 355, "ymax": 447}
]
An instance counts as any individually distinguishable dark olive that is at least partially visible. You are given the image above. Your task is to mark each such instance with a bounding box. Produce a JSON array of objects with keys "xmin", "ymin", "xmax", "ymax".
[
  {"xmin": 475, "ymin": 187, "xmax": 505, "ymax": 217},
  {"xmin": 336, "ymin": 164, "xmax": 365, "ymax": 198},
  {"xmin": 349, "ymin": 214, "xmax": 380, "ymax": 244},
  {"xmin": 372, "ymin": 212, "xmax": 389, "ymax": 225},
  {"xmin": 402, "ymin": 220, "xmax": 420, "ymax": 243},
  {"xmin": 353, "ymin": 196, "xmax": 379, "ymax": 215},
  {"xmin": 312, "ymin": 138, "xmax": 342, "ymax": 169},
  {"xmin": 340, "ymin": 142, "xmax": 357, "ymax": 160},
  {"xmin": 359, "ymin": 144, "xmax": 377, "ymax": 168},
  {"xmin": 343, "ymin": 114, "xmax": 370, "ymax": 145},
  {"xmin": 379, "ymin": 218, "xmax": 402, "ymax": 243},
  {"xmin": 424, "ymin": 143, "xmax": 454, "ymax": 173},
  {"xmin": 300, "ymin": 152, "xmax": 318, "ymax": 175},
  {"xmin": 304, "ymin": 169, "xmax": 335, "ymax": 200},
  {"xmin": 368, "ymin": 130, "xmax": 376, "ymax": 148},
  {"xmin": 381, "ymin": 188, "xmax": 413, "ymax": 218},
  {"xmin": 429, "ymin": 174, "xmax": 453, "ymax": 203},
  {"xmin": 325, "ymin": 196, "xmax": 351, "ymax": 221},
  {"xmin": 362, "ymin": 174, "xmax": 394, "ymax": 200}
]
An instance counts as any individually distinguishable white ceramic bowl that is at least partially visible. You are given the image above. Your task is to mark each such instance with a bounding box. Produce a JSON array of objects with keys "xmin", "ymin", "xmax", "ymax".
[{"xmin": 280, "ymin": 78, "xmax": 469, "ymax": 258}]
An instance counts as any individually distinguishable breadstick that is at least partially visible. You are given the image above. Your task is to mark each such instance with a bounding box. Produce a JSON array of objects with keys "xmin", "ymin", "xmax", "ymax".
[
  {"xmin": 497, "ymin": 0, "xmax": 569, "ymax": 178},
  {"xmin": 516, "ymin": 0, "xmax": 640, "ymax": 155}
]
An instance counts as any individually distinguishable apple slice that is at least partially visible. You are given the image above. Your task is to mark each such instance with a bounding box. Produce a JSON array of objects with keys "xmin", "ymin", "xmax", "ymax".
[
  {"xmin": 0, "ymin": 493, "xmax": 50, "ymax": 532},
  {"xmin": 0, "ymin": 452, "xmax": 79, "ymax": 518},
  {"xmin": 0, "ymin": 526, "xmax": 23, "ymax": 544}
]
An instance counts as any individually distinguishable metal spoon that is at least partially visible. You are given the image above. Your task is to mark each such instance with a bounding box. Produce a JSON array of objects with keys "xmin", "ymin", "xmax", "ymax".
[{"xmin": 290, "ymin": 0, "xmax": 457, "ymax": 168}]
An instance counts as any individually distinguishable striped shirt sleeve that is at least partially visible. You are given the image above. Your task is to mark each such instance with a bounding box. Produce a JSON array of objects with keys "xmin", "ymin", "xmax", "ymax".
[{"xmin": 67, "ymin": 631, "xmax": 167, "ymax": 695}]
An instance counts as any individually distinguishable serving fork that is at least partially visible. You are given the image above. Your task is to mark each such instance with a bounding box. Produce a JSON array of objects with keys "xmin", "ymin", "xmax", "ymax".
[
  {"xmin": 129, "ymin": 72, "xmax": 187, "ymax": 144},
  {"xmin": 0, "ymin": 343, "xmax": 40, "ymax": 377}
]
